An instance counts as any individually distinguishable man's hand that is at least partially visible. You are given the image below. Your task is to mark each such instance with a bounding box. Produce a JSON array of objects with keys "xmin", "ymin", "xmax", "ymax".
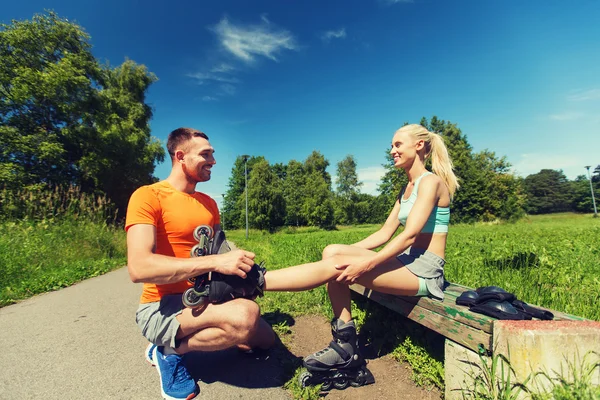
[
  {"xmin": 211, "ymin": 249, "xmax": 256, "ymax": 278},
  {"xmin": 335, "ymin": 257, "xmax": 374, "ymax": 284}
]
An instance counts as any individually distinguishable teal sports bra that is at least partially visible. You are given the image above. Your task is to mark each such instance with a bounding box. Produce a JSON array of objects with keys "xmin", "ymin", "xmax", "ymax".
[{"xmin": 397, "ymin": 172, "xmax": 450, "ymax": 233}]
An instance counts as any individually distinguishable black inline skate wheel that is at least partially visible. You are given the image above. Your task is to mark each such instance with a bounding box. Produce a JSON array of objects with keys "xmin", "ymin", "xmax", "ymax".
[
  {"xmin": 333, "ymin": 379, "xmax": 349, "ymax": 390},
  {"xmin": 320, "ymin": 380, "xmax": 332, "ymax": 391},
  {"xmin": 298, "ymin": 371, "xmax": 312, "ymax": 388},
  {"xmin": 190, "ymin": 244, "xmax": 207, "ymax": 257},
  {"xmin": 182, "ymin": 288, "xmax": 205, "ymax": 308},
  {"xmin": 193, "ymin": 225, "xmax": 213, "ymax": 242}
]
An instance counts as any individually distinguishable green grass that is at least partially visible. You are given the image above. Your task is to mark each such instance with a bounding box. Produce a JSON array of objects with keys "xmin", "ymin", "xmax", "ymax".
[
  {"xmin": 1, "ymin": 212, "xmax": 598, "ymax": 396},
  {"xmin": 0, "ymin": 218, "xmax": 126, "ymax": 307},
  {"xmin": 225, "ymin": 213, "xmax": 600, "ymax": 395}
]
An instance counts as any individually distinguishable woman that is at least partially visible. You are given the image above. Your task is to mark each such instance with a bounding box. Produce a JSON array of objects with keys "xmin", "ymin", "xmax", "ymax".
[{"xmin": 263, "ymin": 124, "xmax": 459, "ymax": 388}]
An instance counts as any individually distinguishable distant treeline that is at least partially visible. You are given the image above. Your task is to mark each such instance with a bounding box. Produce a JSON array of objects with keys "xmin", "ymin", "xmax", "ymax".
[
  {"xmin": 1, "ymin": 12, "xmax": 598, "ymax": 227},
  {"xmin": 222, "ymin": 117, "xmax": 599, "ymax": 230}
]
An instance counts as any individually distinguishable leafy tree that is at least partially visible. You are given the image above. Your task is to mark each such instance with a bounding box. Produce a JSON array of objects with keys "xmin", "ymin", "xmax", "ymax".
[
  {"xmin": 523, "ymin": 169, "xmax": 573, "ymax": 214},
  {"xmin": 283, "ymin": 160, "xmax": 307, "ymax": 226},
  {"xmin": 247, "ymin": 160, "xmax": 285, "ymax": 231},
  {"xmin": 335, "ymin": 155, "xmax": 362, "ymax": 224},
  {"xmin": 0, "ymin": 12, "xmax": 163, "ymax": 215},
  {"xmin": 302, "ymin": 169, "xmax": 335, "ymax": 229},
  {"xmin": 304, "ymin": 150, "xmax": 332, "ymax": 188},
  {"xmin": 222, "ymin": 155, "xmax": 266, "ymax": 229},
  {"xmin": 571, "ymin": 175, "xmax": 598, "ymax": 213}
]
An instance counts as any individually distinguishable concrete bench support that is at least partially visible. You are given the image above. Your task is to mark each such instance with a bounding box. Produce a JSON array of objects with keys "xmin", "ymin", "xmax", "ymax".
[{"xmin": 445, "ymin": 320, "xmax": 600, "ymax": 399}]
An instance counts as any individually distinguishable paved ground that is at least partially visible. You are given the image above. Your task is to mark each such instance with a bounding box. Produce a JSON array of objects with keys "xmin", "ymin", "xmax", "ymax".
[{"xmin": 0, "ymin": 267, "xmax": 292, "ymax": 400}]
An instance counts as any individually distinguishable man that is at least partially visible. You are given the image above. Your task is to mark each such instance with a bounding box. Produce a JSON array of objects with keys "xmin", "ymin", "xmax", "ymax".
[{"xmin": 126, "ymin": 127, "xmax": 275, "ymax": 400}]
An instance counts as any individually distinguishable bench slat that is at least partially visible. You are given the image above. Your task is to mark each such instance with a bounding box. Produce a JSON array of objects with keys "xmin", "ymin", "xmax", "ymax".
[{"xmin": 350, "ymin": 284, "xmax": 492, "ymax": 353}]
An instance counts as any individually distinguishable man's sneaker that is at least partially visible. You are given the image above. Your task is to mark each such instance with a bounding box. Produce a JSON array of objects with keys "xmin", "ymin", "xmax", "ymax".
[
  {"xmin": 145, "ymin": 343, "xmax": 156, "ymax": 366},
  {"xmin": 153, "ymin": 346, "xmax": 199, "ymax": 400}
]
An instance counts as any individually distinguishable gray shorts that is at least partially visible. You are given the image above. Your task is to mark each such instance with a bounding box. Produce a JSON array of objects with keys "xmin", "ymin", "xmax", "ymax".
[
  {"xmin": 397, "ymin": 247, "xmax": 446, "ymax": 300},
  {"xmin": 136, "ymin": 295, "xmax": 185, "ymax": 348}
]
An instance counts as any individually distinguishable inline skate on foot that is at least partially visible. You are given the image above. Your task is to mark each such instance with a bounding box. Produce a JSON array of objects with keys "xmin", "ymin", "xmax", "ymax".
[{"xmin": 299, "ymin": 318, "xmax": 375, "ymax": 391}]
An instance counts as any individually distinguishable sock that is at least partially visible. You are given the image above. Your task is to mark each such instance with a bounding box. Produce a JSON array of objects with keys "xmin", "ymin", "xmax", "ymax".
[{"xmin": 162, "ymin": 345, "xmax": 178, "ymax": 355}]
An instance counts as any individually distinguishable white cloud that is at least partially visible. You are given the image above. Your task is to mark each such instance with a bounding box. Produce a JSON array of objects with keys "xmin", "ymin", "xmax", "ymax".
[
  {"xmin": 380, "ymin": 0, "xmax": 414, "ymax": 5},
  {"xmin": 187, "ymin": 72, "xmax": 240, "ymax": 85},
  {"xmin": 202, "ymin": 96, "xmax": 218, "ymax": 102},
  {"xmin": 357, "ymin": 166, "xmax": 387, "ymax": 195},
  {"xmin": 567, "ymin": 89, "xmax": 600, "ymax": 102},
  {"xmin": 321, "ymin": 28, "xmax": 346, "ymax": 43},
  {"xmin": 212, "ymin": 16, "xmax": 298, "ymax": 63},
  {"xmin": 211, "ymin": 63, "xmax": 235, "ymax": 73},
  {"xmin": 219, "ymin": 84, "xmax": 236, "ymax": 96},
  {"xmin": 549, "ymin": 112, "xmax": 584, "ymax": 121}
]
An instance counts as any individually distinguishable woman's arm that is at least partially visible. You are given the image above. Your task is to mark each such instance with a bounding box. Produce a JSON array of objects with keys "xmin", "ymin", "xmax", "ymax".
[
  {"xmin": 352, "ymin": 201, "xmax": 402, "ymax": 249},
  {"xmin": 336, "ymin": 176, "xmax": 441, "ymax": 283}
]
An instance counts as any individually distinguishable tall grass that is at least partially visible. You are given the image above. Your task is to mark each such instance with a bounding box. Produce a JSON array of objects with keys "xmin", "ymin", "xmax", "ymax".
[
  {"xmin": 226, "ymin": 214, "xmax": 600, "ymax": 394},
  {"xmin": 0, "ymin": 186, "xmax": 126, "ymax": 307}
]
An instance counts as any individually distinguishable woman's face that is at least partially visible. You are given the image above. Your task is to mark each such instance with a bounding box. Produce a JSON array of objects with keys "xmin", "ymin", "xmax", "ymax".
[{"xmin": 390, "ymin": 130, "xmax": 418, "ymax": 169}]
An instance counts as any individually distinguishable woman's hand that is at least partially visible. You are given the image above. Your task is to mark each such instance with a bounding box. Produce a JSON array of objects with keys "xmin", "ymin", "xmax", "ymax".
[{"xmin": 335, "ymin": 257, "xmax": 374, "ymax": 284}]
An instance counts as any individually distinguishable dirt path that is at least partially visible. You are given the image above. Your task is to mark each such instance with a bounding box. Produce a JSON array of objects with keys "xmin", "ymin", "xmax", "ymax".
[{"xmin": 288, "ymin": 314, "xmax": 441, "ymax": 400}]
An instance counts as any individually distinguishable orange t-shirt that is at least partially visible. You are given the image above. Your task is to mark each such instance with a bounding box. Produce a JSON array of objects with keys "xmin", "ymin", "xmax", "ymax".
[{"xmin": 125, "ymin": 181, "xmax": 220, "ymax": 304}]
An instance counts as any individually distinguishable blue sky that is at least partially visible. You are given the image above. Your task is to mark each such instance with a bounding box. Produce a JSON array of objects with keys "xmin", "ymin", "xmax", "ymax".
[{"xmin": 3, "ymin": 0, "xmax": 600, "ymax": 206}]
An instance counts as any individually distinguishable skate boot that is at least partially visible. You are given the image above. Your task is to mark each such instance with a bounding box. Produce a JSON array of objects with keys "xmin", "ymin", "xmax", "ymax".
[{"xmin": 299, "ymin": 318, "xmax": 375, "ymax": 391}]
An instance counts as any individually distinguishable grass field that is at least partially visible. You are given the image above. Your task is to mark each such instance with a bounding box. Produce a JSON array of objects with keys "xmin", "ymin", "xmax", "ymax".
[
  {"xmin": 0, "ymin": 218, "xmax": 126, "ymax": 307},
  {"xmin": 1, "ymin": 212, "xmax": 598, "ymax": 394},
  {"xmin": 227, "ymin": 213, "xmax": 600, "ymax": 321}
]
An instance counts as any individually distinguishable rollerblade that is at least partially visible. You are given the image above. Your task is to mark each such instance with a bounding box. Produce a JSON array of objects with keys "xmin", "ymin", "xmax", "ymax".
[
  {"xmin": 183, "ymin": 225, "xmax": 215, "ymax": 308},
  {"xmin": 298, "ymin": 318, "xmax": 375, "ymax": 391},
  {"xmin": 183, "ymin": 224, "xmax": 265, "ymax": 309}
]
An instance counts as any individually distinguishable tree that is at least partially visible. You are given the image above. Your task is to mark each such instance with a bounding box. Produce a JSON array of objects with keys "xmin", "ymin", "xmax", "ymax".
[
  {"xmin": 571, "ymin": 175, "xmax": 597, "ymax": 213},
  {"xmin": 302, "ymin": 169, "xmax": 335, "ymax": 229},
  {"xmin": 0, "ymin": 12, "xmax": 164, "ymax": 215},
  {"xmin": 222, "ymin": 155, "xmax": 266, "ymax": 229},
  {"xmin": 247, "ymin": 160, "xmax": 285, "ymax": 231},
  {"xmin": 283, "ymin": 160, "xmax": 307, "ymax": 226},
  {"xmin": 335, "ymin": 155, "xmax": 362, "ymax": 224},
  {"xmin": 523, "ymin": 169, "xmax": 573, "ymax": 214}
]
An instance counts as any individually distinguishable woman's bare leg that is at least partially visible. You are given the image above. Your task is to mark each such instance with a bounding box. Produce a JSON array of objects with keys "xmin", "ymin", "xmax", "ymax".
[{"xmin": 263, "ymin": 244, "xmax": 421, "ymax": 320}]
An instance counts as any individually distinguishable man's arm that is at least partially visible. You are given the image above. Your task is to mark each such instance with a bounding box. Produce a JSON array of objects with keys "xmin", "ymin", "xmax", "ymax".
[{"xmin": 126, "ymin": 224, "xmax": 255, "ymax": 284}]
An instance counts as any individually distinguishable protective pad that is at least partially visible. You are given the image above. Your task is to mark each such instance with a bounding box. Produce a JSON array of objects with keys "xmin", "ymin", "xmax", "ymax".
[
  {"xmin": 475, "ymin": 286, "xmax": 516, "ymax": 304},
  {"xmin": 512, "ymin": 300, "xmax": 554, "ymax": 320},
  {"xmin": 456, "ymin": 290, "xmax": 479, "ymax": 307},
  {"xmin": 469, "ymin": 300, "xmax": 531, "ymax": 321}
]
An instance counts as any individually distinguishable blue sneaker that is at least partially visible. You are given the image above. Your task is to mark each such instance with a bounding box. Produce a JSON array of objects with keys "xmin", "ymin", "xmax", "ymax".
[
  {"xmin": 153, "ymin": 346, "xmax": 199, "ymax": 400},
  {"xmin": 145, "ymin": 343, "xmax": 156, "ymax": 366}
]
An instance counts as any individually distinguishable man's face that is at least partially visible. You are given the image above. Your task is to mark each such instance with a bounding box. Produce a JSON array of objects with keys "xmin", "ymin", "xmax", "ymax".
[{"xmin": 178, "ymin": 136, "xmax": 216, "ymax": 183}]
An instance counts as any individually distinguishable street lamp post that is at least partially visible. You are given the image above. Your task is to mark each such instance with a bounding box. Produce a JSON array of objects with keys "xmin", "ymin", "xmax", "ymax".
[
  {"xmin": 584, "ymin": 166, "xmax": 598, "ymax": 218},
  {"xmin": 241, "ymin": 155, "xmax": 250, "ymax": 238}
]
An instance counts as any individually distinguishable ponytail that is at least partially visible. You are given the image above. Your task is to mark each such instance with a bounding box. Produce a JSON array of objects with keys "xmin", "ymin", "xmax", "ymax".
[
  {"xmin": 428, "ymin": 132, "xmax": 459, "ymax": 198},
  {"xmin": 396, "ymin": 124, "xmax": 460, "ymax": 198}
]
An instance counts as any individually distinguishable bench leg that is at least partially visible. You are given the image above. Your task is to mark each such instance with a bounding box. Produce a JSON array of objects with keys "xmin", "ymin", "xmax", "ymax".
[{"xmin": 444, "ymin": 339, "xmax": 483, "ymax": 400}]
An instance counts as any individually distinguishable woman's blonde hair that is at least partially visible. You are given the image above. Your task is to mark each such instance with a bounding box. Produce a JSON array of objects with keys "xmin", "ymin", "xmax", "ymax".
[{"xmin": 397, "ymin": 124, "xmax": 460, "ymax": 197}]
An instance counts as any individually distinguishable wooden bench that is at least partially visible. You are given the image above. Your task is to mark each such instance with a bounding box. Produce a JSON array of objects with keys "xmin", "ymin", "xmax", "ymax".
[{"xmin": 349, "ymin": 282, "xmax": 597, "ymax": 398}]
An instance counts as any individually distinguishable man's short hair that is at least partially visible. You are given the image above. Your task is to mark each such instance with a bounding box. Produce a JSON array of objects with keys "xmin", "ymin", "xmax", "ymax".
[{"xmin": 167, "ymin": 128, "xmax": 209, "ymax": 159}]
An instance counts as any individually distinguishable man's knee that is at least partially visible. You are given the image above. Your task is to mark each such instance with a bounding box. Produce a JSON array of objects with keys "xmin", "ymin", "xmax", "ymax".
[{"xmin": 226, "ymin": 299, "xmax": 261, "ymax": 340}]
